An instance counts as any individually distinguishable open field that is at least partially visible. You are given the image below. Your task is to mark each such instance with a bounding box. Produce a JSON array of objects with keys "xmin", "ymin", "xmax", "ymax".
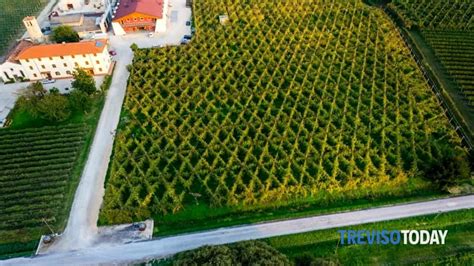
[
  {"xmin": 100, "ymin": 0, "xmax": 467, "ymax": 230},
  {"xmin": 0, "ymin": 0, "xmax": 49, "ymax": 56},
  {"xmin": 266, "ymin": 209, "xmax": 474, "ymax": 265}
]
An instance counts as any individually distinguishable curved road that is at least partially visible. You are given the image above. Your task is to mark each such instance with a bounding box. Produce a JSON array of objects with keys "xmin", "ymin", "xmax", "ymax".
[{"xmin": 3, "ymin": 195, "xmax": 474, "ymax": 265}]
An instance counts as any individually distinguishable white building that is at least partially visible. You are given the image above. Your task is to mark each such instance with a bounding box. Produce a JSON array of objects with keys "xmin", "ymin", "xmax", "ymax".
[
  {"xmin": 1, "ymin": 39, "xmax": 111, "ymax": 82},
  {"xmin": 0, "ymin": 41, "xmax": 34, "ymax": 83}
]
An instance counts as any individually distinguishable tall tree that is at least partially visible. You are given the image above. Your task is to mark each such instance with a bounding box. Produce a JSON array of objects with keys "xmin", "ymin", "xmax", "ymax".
[
  {"xmin": 69, "ymin": 89, "xmax": 91, "ymax": 113},
  {"xmin": 72, "ymin": 68, "xmax": 97, "ymax": 95},
  {"xmin": 36, "ymin": 90, "xmax": 71, "ymax": 121},
  {"xmin": 51, "ymin": 25, "xmax": 80, "ymax": 43},
  {"xmin": 17, "ymin": 82, "xmax": 47, "ymax": 117}
]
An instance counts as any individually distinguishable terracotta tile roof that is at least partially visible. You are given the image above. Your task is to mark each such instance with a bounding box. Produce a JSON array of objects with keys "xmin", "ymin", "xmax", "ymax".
[
  {"xmin": 113, "ymin": 0, "xmax": 164, "ymax": 21},
  {"xmin": 2, "ymin": 40, "xmax": 35, "ymax": 63},
  {"xmin": 16, "ymin": 39, "xmax": 108, "ymax": 60}
]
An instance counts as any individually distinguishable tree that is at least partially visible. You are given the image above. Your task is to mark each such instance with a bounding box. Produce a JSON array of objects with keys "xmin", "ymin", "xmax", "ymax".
[
  {"xmin": 17, "ymin": 82, "xmax": 47, "ymax": 117},
  {"xmin": 72, "ymin": 69, "xmax": 97, "ymax": 95},
  {"xmin": 172, "ymin": 241, "xmax": 291, "ymax": 265},
  {"xmin": 426, "ymin": 145, "xmax": 471, "ymax": 190},
  {"xmin": 69, "ymin": 89, "xmax": 91, "ymax": 113},
  {"xmin": 36, "ymin": 91, "xmax": 71, "ymax": 121},
  {"xmin": 51, "ymin": 25, "xmax": 80, "ymax": 43}
]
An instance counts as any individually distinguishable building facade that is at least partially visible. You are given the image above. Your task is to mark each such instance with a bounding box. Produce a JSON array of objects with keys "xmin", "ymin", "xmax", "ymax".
[
  {"xmin": 111, "ymin": 0, "xmax": 168, "ymax": 35},
  {"xmin": 1, "ymin": 40, "xmax": 111, "ymax": 82}
]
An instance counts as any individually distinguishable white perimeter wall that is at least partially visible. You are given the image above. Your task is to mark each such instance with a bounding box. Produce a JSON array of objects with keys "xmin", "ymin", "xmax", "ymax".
[
  {"xmin": 155, "ymin": 0, "xmax": 169, "ymax": 33},
  {"xmin": 112, "ymin": 22, "xmax": 126, "ymax": 36}
]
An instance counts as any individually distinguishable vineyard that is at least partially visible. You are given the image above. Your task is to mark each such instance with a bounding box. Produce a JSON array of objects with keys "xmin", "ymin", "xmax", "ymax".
[
  {"xmin": 422, "ymin": 31, "xmax": 474, "ymax": 106},
  {"xmin": 0, "ymin": 124, "xmax": 87, "ymax": 255},
  {"xmin": 0, "ymin": 0, "xmax": 49, "ymax": 55},
  {"xmin": 100, "ymin": 0, "xmax": 466, "ymax": 224},
  {"xmin": 389, "ymin": 0, "xmax": 474, "ymax": 30},
  {"xmin": 388, "ymin": 1, "xmax": 474, "ymax": 112}
]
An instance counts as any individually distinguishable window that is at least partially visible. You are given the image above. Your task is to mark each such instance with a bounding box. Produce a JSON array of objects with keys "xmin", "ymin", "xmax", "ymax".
[
  {"xmin": 41, "ymin": 65, "xmax": 45, "ymax": 69},
  {"xmin": 52, "ymin": 64, "xmax": 56, "ymax": 68},
  {"xmin": 38, "ymin": 58, "xmax": 42, "ymax": 61},
  {"xmin": 75, "ymin": 62, "xmax": 79, "ymax": 67},
  {"xmin": 96, "ymin": 60, "xmax": 100, "ymax": 64},
  {"xmin": 85, "ymin": 61, "xmax": 89, "ymax": 65},
  {"xmin": 94, "ymin": 53, "xmax": 97, "ymax": 57},
  {"xmin": 29, "ymin": 66, "xmax": 34, "ymax": 70},
  {"xmin": 140, "ymin": 17, "xmax": 144, "ymax": 21},
  {"xmin": 64, "ymin": 63, "xmax": 67, "ymax": 67},
  {"xmin": 49, "ymin": 57, "xmax": 53, "ymax": 60},
  {"xmin": 33, "ymin": 73, "xmax": 37, "ymax": 77},
  {"xmin": 60, "ymin": 56, "xmax": 64, "ymax": 59},
  {"xmin": 25, "ymin": 59, "xmax": 30, "ymax": 63},
  {"xmin": 72, "ymin": 55, "xmax": 75, "ymax": 59},
  {"xmin": 55, "ymin": 71, "xmax": 60, "ymax": 75},
  {"xmin": 99, "ymin": 68, "xmax": 103, "ymax": 72},
  {"xmin": 83, "ymin": 55, "xmax": 86, "ymax": 58},
  {"xmin": 66, "ymin": 70, "xmax": 72, "ymax": 75}
]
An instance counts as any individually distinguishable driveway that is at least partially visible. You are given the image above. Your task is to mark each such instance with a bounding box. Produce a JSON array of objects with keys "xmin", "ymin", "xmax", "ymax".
[
  {"xmin": 43, "ymin": 0, "xmax": 192, "ymax": 253},
  {"xmin": 3, "ymin": 195, "xmax": 474, "ymax": 265}
]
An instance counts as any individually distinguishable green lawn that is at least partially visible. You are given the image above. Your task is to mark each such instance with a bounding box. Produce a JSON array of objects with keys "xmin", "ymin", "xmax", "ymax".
[{"xmin": 266, "ymin": 209, "xmax": 474, "ymax": 265}]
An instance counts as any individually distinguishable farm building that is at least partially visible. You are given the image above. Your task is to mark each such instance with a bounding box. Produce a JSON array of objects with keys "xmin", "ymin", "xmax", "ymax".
[
  {"xmin": 0, "ymin": 40, "xmax": 35, "ymax": 83},
  {"xmin": 0, "ymin": 39, "xmax": 111, "ymax": 82},
  {"xmin": 111, "ymin": 0, "xmax": 169, "ymax": 35}
]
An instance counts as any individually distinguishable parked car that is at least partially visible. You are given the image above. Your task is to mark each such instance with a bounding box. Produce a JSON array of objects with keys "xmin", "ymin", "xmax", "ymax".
[
  {"xmin": 183, "ymin": 35, "xmax": 192, "ymax": 40},
  {"xmin": 186, "ymin": 20, "xmax": 191, "ymax": 26},
  {"xmin": 180, "ymin": 38, "xmax": 191, "ymax": 45},
  {"xmin": 41, "ymin": 79, "xmax": 56, "ymax": 84},
  {"xmin": 109, "ymin": 50, "xmax": 117, "ymax": 56},
  {"xmin": 41, "ymin": 27, "xmax": 51, "ymax": 33}
]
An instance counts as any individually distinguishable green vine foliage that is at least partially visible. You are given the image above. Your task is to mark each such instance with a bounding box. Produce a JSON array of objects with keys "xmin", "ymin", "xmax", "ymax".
[
  {"xmin": 100, "ymin": 0, "xmax": 466, "ymax": 223},
  {"xmin": 389, "ymin": 0, "xmax": 473, "ymax": 30}
]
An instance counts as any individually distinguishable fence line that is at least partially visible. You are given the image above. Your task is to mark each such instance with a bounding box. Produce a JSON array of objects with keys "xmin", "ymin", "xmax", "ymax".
[{"xmin": 383, "ymin": 7, "xmax": 473, "ymax": 151}]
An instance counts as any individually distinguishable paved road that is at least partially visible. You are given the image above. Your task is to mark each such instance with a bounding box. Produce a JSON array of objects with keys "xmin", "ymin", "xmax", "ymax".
[{"xmin": 3, "ymin": 195, "xmax": 474, "ymax": 265}]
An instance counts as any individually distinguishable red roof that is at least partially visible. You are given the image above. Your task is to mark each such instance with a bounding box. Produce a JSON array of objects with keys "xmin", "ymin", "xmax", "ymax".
[
  {"xmin": 113, "ymin": 0, "xmax": 164, "ymax": 21},
  {"xmin": 16, "ymin": 40, "xmax": 108, "ymax": 60},
  {"xmin": 3, "ymin": 40, "xmax": 35, "ymax": 63}
]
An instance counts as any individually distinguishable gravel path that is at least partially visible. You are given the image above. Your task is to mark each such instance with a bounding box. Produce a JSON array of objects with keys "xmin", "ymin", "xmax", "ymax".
[{"xmin": 44, "ymin": 0, "xmax": 192, "ymax": 252}]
